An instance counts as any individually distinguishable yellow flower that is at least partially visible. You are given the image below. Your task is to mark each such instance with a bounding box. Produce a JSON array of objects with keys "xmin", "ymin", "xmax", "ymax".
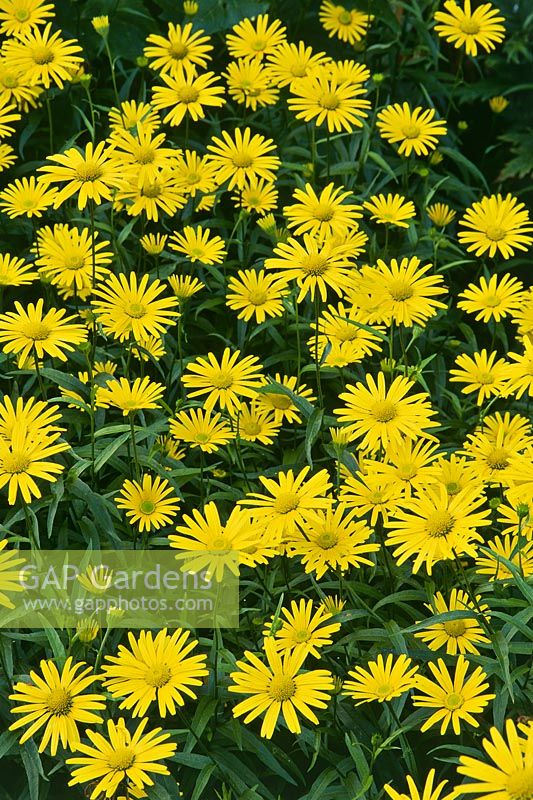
[
  {"xmin": 95, "ymin": 377, "xmax": 165, "ymax": 415},
  {"xmin": 0, "ymin": 176, "xmax": 57, "ymax": 218},
  {"xmin": 0, "ymin": 538, "xmax": 25, "ymax": 608},
  {"xmin": 427, "ymin": 202, "xmax": 456, "ymax": 226},
  {"xmin": 0, "ymin": 0, "xmax": 54, "ymax": 36},
  {"xmin": 377, "ymin": 102, "xmax": 447, "ymax": 157},
  {"xmin": 232, "ymin": 401, "xmax": 281, "ymax": 444},
  {"xmin": 151, "ymin": 68, "xmax": 226, "ymax": 126},
  {"xmin": 182, "ymin": 348, "xmax": 264, "ymax": 415},
  {"xmin": 140, "ymin": 233, "xmax": 168, "ymax": 255},
  {"xmin": 288, "ymin": 70, "xmax": 370, "ymax": 133},
  {"xmin": 266, "ymin": 41, "xmax": 329, "ymax": 88},
  {"xmin": 2, "ymin": 22, "xmax": 83, "ymax": 89},
  {"xmin": 458, "ymin": 193, "xmax": 533, "ymax": 259},
  {"xmin": 38, "ymin": 141, "xmax": 122, "ymax": 210},
  {"xmin": 457, "ymin": 273, "xmax": 524, "ymax": 322},
  {"xmin": 343, "ymin": 654, "xmax": 418, "ymax": 704},
  {"xmin": 9, "ymin": 658, "xmax": 105, "ymax": 756},
  {"xmin": 319, "ymin": 1, "xmax": 373, "ymax": 44},
  {"xmin": 434, "ymin": 0, "xmax": 505, "ymax": 57},
  {"xmin": 0, "ymin": 253, "xmax": 38, "ymax": 286},
  {"xmin": 232, "ymin": 175, "xmax": 278, "ymax": 214},
  {"xmin": 263, "ymin": 598, "xmax": 340, "ymax": 658},
  {"xmin": 0, "ymin": 299, "xmax": 87, "ymax": 363},
  {"xmin": 489, "ymin": 95, "xmax": 509, "ymax": 112},
  {"xmin": 226, "ymin": 13, "xmax": 286, "ymax": 60},
  {"xmin": 226, "ymin": 269, "xmax": 288, "ymax": 323},
  {"xmin": 283, "ymin": 181, "xmax": 363, "ymax": 238},
  {"xmin": 144, "ymin": 21, "xmax": 212, "ymax": 76},
  {"xmin": 385, "ymin": 770, "xmax": 454, "ymax": 800},
  {"xmin": 0, "ymin": 96, "xmax": 20, "ymax": 139},
  {"xmin": 206, "ymin": 126, "xmax": 280, "ymax": 190},
  {"xmin": 450, "ymin": 349, "xmax": 511, "ymax": 405},
  {"xmin": 108, "ymin": 100, "xmax": 161, "ymax": 137},
  {"xmin": 228, "ymin": 637, "xmax": 333, "ymax": 738},
  {"xmin": 167, "ymin": 274, "xmax": 204, "ymax": 304},
  {"xmin": 169, "ymin": 407, "xmax": 235, "ymax": 453},
  {"xmin": 91, "ymin": 15, "xmax": 109, "ymax": 37},
  {"xmin": 115, "ymin": 474, "xmax": 180, "ymax": 532},
  {"xmin": 224, "ymin": 57, "xmax": 279, "ymax": 110},
  {"xmin": 33, "ymin": 223, "xmax": 112, "ymax": 293},
  {"xmin": 364, "ymin": 193, "xmax": 416, "ymax": 228},
  {"xmin": 254, "ymin": 374, "xmax": 315, "ymax": 424},
  {"xmin": 169, "ymin": 225, "xmax": 226, "ymax": 264},
  {"xmin": 414, "ymin": 589, "xmax": 490, "ymax": 655}
]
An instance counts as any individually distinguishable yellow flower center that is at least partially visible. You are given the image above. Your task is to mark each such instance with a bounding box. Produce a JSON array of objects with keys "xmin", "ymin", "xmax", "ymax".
[
  {"xmin": 294, "ymin": 629, "xmax": 311, "ymax": 642},
  {"xmin": 31, "ymin": 45, "xmax": 54, "ymax": 65},
  {"xmin": 460, "ymin": 19, "xmax": 481, "ymax": 34},
  {"xmin": 336, "ymin": 325, "xmax": 357, "ymax": 342},
  {"xmin": 187, "ymin": 171, "xmax": 200, "ymax": 184},
  {"xmin": 142, "ymin": 182, "xmax": 162, "ymax": 198},
  {"xmin": 64, "ymin": 254, "xmax": 85, "ymax": 270},
  {"xmin": 242, "ymin": 420, "xmax": 262, "ymax": 435},
  {"xmin": 168, "ymin": 42, "xmax": 188, "ymax": 60},
  {"xmin": 135, "ymin": 145, "xmax": 156, "ymax": 164},
  {"xmin": 402, "ymin": 124, "xmax": 421, "ymax": 139},
  {"xmin": 125, "ymin": 302, "xmax": 146, "ymax": 319},
  {"xmin": 145, "ymin": 664, "xmax": 172, "ymax": 687},
  {"xmin": 319, "ymin": 92, "xmax": 340, "ymax": 110},
  {"xmin": 273, "ymin": 492, "xmax": 300, "ymax": 514},
  {"xmin": 211, "ymin": 370, "xmax": 234, "ymax": 389},
  {"xmin": 443, "ymin": 619, "xmax": 467, "ymax": 637},
  {"xmin": 252, "ymin": 38, "xmax": 267, "ymax": 51},
  {"xmin": 177, "ymin": 85, "xmax": 200, "ymax": 104},
  {"xmin": 268, "ymin": 675, "xmax": 296, "ymax": 701},
  {"xmin": 302, "ymin": 254, "xmax": 329, "ymax": 275},
  {"xmin": 316, "ymin": 530, "xmax": 338, "ymax": 549},
  {"xmin": 445, "ymin": 692, "xmax": 464, "ymax": 709},
  {"xmin": 194, "ymin": 432, "xmax": 211, "ymax": 443},
  {"xmin": 486, "ymin": 448, "xmax": 509, "ymax": 470},
  {"xmin": 313, "ymin": 203, "xmax": 334, "ymax": 221},
  {"xmin": 506, "ymin": 767, "xmax": 533, "ymax": 800},
  {"xmin": 211, "ymin": 536, "xmax": 231, "ymax": 550},
  {"xmin": 0, "ymin": 449, "xmax": 31, "ymax": 474},
  {"xmin": 16, "ymin": 9, "xmax": 30, "ymax": 20},
  {"xmin": 22, "ymin": 320, "xmax": 51, "ymax": 340},
  {"xmin": 233, "ymin": 151, "xmax": 254, "ymax": 168},
  {"xmin": 107, "ymin": 746, "xmax": 136, "ymax": 771},
  {"xmin": 389, "ymin": 279, "xmax": 414, "ymax": 301},
  {"xmin": 338, "ymin": 10, "xmax": 353, "ymax": 24},
  {"xmin": 376, "ymin": 683, "xmax": 391, "ymax": 697},
  {"xmin": 485, "ymin": 225, "xmax": 506, "ymax": 241},
  {"xmin": 76, "ymin": 162, "xmax": 103, "ymax": 182},
  {"xmin": 2, "ymin": 74, "xmax": 18, "ymax": 88},
  {"xmin": 446, "ymin": 481, "xmax": 460, "ymax": 495},
  {"xmin": 369, "ymin": 490, "xmax": 384, "ymax": 503},
  {"xmin": 371, "ymin": 400, "xmax": 397, "ymax": 423},
  {"xmin": 397, "ymin": 463, "xmax": 416, "ymax": 480},
  {"xmin": 46, "ymin": 687, "xmax": 73, "ymax": 716},
  {"xmin": 291, "ymin": 64, "xmax": 307, "ymax": 77},
  {"xmin": 426, "ymin": 511, "xmax": 455, "ymax": 538},
  {"xmin": 139, "ymin": 499, "xmax": 156, "ymax": 514},
  {"xmin": 483, "ymin": 294, "xmax": 501, "ymax": 307},
  {"xmin": 477, "ymin": 371, "xmax": 494, "ymax": 384},
  {"xmin": 248, "ymin": 289, "xmax": 268, "ymax": 305},
  {"xmin": 267, "ymin": 394, "xmax": 292, "ymax": 409}
]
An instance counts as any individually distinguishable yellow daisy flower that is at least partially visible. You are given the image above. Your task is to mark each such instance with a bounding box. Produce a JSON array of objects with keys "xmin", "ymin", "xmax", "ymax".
[
  {"xmin": 95, "ymin": 377, "xmax": 165, "ymax": 415},
  {"xmin": 1, "ymin": 22, "xmax": 83, "ymax": 88},
  {"xmin": 0, "ymin": 253, "xmax": 38, "ymax": 286},
  {"xmin": 182, "ymin": 347, "xmax": 264, "ymax": 415},
  {"xmin": 283, "ymin": 181, "xmax": 363, "ymax": 238},
  {"xmin": 458, "ymin": 193, "xmax": 533, "ymax": 259},
  {"xmin": 226, "ymin": 13, "xmax": 286, "ymax": 60},
  {"xmin": 169, "ymin": 407, "xmax": 235, "ymax": 452},
  {"xmin": 414, "ymin": 589, "xmax": 490, "ymax": 656},
  {"xmin": 450, "ymin": 349, "xmax": 511, "ymax": 405},
  {"xmin": 143, "ymin": 21, "xmax": 213, "ymax": 76},
  {"xmin": 364, "ymin": 193, "xmax": 416, "ymax": 228},
  {"xmin": 224, "ymin": 57, "xmax": 279, "ymax": 110},
  {"xmin": 226, "ymin": 269, "xmax": 288, "ymax": 323},
  {"xmin": 151, "ymin": 68, "xmax": 226, "ymax": 126},
  {"xmin": 288, "ymin": 71, "xmax": 370, "ymax": 133},
  {"xmin": 206, "ymin": 126, "xmax": 280, "ymax": 190},
  {"xmin": 434, "ymin": 0, "xmax": 506, "ymax": 57},
  {"xmin": 0, "ymin": 299, "xmax": 87, "ymax": 363},
  {"xmin": 266, "ymin": 41, "xmax": 329, "ymax": 87},
  {"xmin": 169, "ymin": 225, "xmax": 226, "ymax": 264},
  {"xmin": 115, "ymin": 474, "xmax": 180, "ymax": 532},
  {"xmin": 457, "ymin": 273, "xmax": 524, "ymax": 322},
  {"xmin": 377, "ymin": 102, "xmax": 447, "ymax": 157},
  {"xmin": 38, "ymin": 141, "xmax": 122, "ymax": 210},
  {"xmin": 319, "ymin": 1, "xmax": 373, "ymax": 44},
  {"xmin": 264, "ymin": 598, "xmax": 341, "ymax": 658},
  {"xmin": 427, "ymin": 202, "xmax": 456, "ymax": 226},
  {"xmin": 0, "ymin": 0, "xmax": 54, "ymax": 36},
  {"xmin": 343, "ymin": 654, "xmax": 418, "ymax": 705}
]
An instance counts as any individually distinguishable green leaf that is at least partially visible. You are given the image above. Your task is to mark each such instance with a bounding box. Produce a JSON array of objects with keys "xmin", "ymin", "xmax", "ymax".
[{"xmin": 305, "ymin": 408, "xmax": 323, "ymax": 467}]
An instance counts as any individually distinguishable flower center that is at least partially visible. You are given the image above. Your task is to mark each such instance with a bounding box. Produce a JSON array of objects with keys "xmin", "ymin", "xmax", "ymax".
[
  {"xmin": 16, "ymin": 9, "xmax": 30, "ymax": 21},
  {"xmin": 76, "ymin": 162, "xmax": 103, "ymax": 182},
  {"xmin": 313, "ymin": 203, "xmax": 334, "ymax": 222},
  {"xmin": 252, "ymin": 38, "xmax": 267, "ymax": 51},
  {"xmin": 389, "ymin": 279, "xmax": 414, "ymax": 301},
  {"xmin": 485, "ymin": 225, "xmax": 506, "ymax": 241},
  {"xmin": 2, "ymin": 74, "xmax": 18, "ymax": 88},
  {"xmin": 22, "ymin": 320, "xmax": 50, "ymax": 340},
  {"xmin": 477, "ymin": 371, "xmax": 494, "ymax": 384},
  {"xmin": 273, "ymin": 492, "xmax": 300, "ymax": 514},
  {"xmin": 139, "ymin": 499, "xmax": 156, "ymax": 514},
  {"xmin": 107, "ymin": 746, "xmax": 135, "ymax": 771},
  {"xmin": 145, "ymin": 664, "xmax": 172, "ymax": 687},
  {"xmin": 31, "ymin": 45, "xmax": 54, "ymax": 65},
  {"xmin": 126, "ymin": 303, "xmax": 146, "ymax": 319},
  {"xmin": 142, "ymin": 182, "xmax": 162, "ymax": 198},
  {"xmin": 376, "ymin": 683, "xmax": 391, "ymax": 697},
  {"xmin": 135, "ymin": 145, "xmax": 156, "ymax": 164},
  {"xmin": 64, "ymin": 254, "xmax": 85, "ymax": 270},
  {"xmin": 268, "ymin": 675, "xmax": 296, "ymax": 701},
  {"xmin": 242, "ymin": 420, "xmax": 262, "ymax": 435},
  {"xmin": 168, "ymin": 42, "xmax": 188, "ymax": 60},
  {"xmin": 426, "ymin": 511, "xmax": 455, "ymax": 538},
  {"xmin": 0, "ymin": 449, "xmax": 30, "ymax": 474},
  {"xmin": 268, "ymin": 394, "xmax": 292, "ymax": 409},
  {"xmin": 294, "ymin": 629, "xmax": 310, "ymax": 643},
  {"xmin": 483, "ymin": 294, "xmax": 501, "ymax": 307},
  {"xmin": 47, "ymin": 688, "xmax": 73, "ymax": 716},
  {"xmin": 248, "ymin": 289, "xmax": 268, "ymax": 305},
  {"xmin": 445, "ymin": 692, "xmax": 464, "ymax": 709},
  {"xmin": 211, "ymin": 536, "xmax": 231, "ymax": 550},
  {"xmin": 319, "ymin": 91, "xmax": 340, "ymax": 110},
  {"xmin": 187, "ymin": 171, "xmax": 200, "ymax": 185},
  {"xmin": 316, "ymin": 530, "xmax": 338, "ymax": 549},
  {"xmin": 397, "ymin": 463, "xmax": 416, "ymax": 480},
  {"xmin": 371, "ymin": 400, "xmax": 397, "ymax": 423},
  {"xmin": 402, "ymin": 124, "xmax": 421, "ymax": 139},
  {"xmin": 506, "ymin": 767, "xmax": 533, "ymax": 800},
  {"xmin": 486, "ymin": 448, "xmax": 509, "ymax": 470},
  {"xmin": 302, "ymin": 254, "xmax": 329, "ymax": 275},
  {"xmin": 460, "ymin": 19, "xmax": 481, "ymax": 34},
  {"xmin": 338, "ymin": 10, "xmax": 353, "ymax": 24},
  {"xmin": 212, "ymin": 370, "xmax": 234, "ymax": 389},
  {"xmin": 443, "ymin": 619, "xmax": 467, "ymax": 637},
  {"xmin": 177, "ymin": 86, "xmax": 200, "ymax": 104},
  {"xmin": 446, "ymin": 481, "xmax": 460, "ymax": 495},
  {"xmin": 233, "ymin": 152, "xmax": 254, "ymax": 168}
]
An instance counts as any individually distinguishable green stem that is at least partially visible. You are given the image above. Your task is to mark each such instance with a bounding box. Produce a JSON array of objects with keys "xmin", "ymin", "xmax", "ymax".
[
  {"xmin": 104, "ymin": 39, "xmax": 120, "ymax": 107},
  {"xmin": 129, "ymin": 413, "xmax": 141, "ymax": 481},
  {"xmin": 45, "ymin": 93, "xmax": 54, "ymax": 154},
  {"xmin": 32, "ymin": 347, "xmax": 47, "ymax": 400},
  {"xmin": 314, "ymin": 293, "xmax": 323, "ymax": 408}
]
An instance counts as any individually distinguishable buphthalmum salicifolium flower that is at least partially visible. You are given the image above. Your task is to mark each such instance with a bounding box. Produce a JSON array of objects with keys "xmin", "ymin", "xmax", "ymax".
[
  {"xmin": 414, "ymin": 589, "xmax": 491, "ymax": 655},
  {"xmin": 434, "ymin": 0, "xmax": 506, "ymax": 57},
  {"xmin": 254, "ymin": 374, "xmax": 316, "ymax": 425},
  {"xmin": 151, "ymin": 68, "xmax": 226, "ymax": 126},
  {"xmin": 169, "ymin": 407, "xmax": 235, "ymax": 452},
  {"xmin": 334, "ymin": 372, "xmax": 439, "ymax": 454},
  {"xmin": 228, "ymin": 636, "xmax": 334, "ymax": 739},
  {"xmin": 38, "ymin": 141, "xmax": 122, "ymax": 209},
  {"xmin": 169, "ymin": 225, "xmax": 227, "ymax": 264},
  {"xmin": 226, "ymin": 13, "xmax": 287, "ymax": 59},
  {"xmin": 206, "ymin": 127, "xmax": 280, "ymax": 189},
  {"xmin": 0, "ymin": 253, "xmax": 38, "ymax": 286},
  {"xmin": 412, "ymin": 655, "xmax": 495, "ymax": 734},
  {"xmin": 182, "ymin": 347, "xmax": 264, "ymax": 415},
  {"xmin": 455, "ymin": 719, "xmax": 533, "ymax": 800},
  {"xmin": 283, "ymin": 181, "xmax": 363, "ymax": 238},
  {"xmin": 100, "ymin": 628, "xmax": 208, "ymax": 717},
  {"xmin": 427, "ymin": 202, "xmax": 456, "ymax": 226},
  {"xmin": 95, "ymin": 377, "xmax": 165, "ymax": 415},
  {"xmin": 458, "ymin": 193, "xmax": 533, "ymax": 259},
  {"xmin": 308, "ymin": 302, "xmax": 384, "ymax": 367},
  {"xmin": 288, "ymin": 68, "xmax": 370, "ymax": 133},
  {"xmin": 238, "ymin": 466, "xmax": 332, "ymax": 540},
  {"xmin": 0, "ymin": 176, "xmax": 57, "ymax": 218},
  {"xmin": 339, "ymin": 468, "xmax": 403, "ymax": 525},
  {"xmin": 286, "ymin": 503, "xmax": 379, "ymax": 579},
  {"xmin": 0, "ymin": 538, "xmax": 25, "ymax": 608},
  {"xmin": 2, "ymin": 23, "xmax": 83, "ymax": 89},
  {"xmin": 115, "ymin": 474, "xmax": 180, "ymax": 532},
  {"xmin": 143, "ymin": 21, "xmax": 213, "ymax": 75},
  {"xmin": 226, "ymin": 268, "xmax": 288, "ymax": 323},
  {"xmin": 9, "ymin": 657, "xmax": 105, "ymax": 756},
  {"xmin": 33, "ymin": 224, "xmax": 113, "ymax": 293},
  {"xmin": 91, "ymin": 273, "xmax": 180, "ymax": 342},
  {"xmin": 263, "ymin": 598, "xmax": 341, "ymax": 658},
  {"xmin": 377, "ymin": 102, "xmax": 447, "ymax": 156},
  {"xmin": 384, "ymin": 770, "xmax": 455, "ymax": 800},
  {"xmin": 0, "ymin": 299, "xmax": 87, "ymax": 364},
  {"xmin": 319, "ymin": 1, "xmax": 373, "ymax": 44},
  {"xmin": 385, "ymin": 483, "xmax": 491, "ymax": 574},
  {"xmin": 449, "ymin": 350, "xmax": 511, "ymax": 405},
  {"xmin": 66, "ymin": 717, "xmax": 177, "ymax": 800},
  {"xmin": 364, "ymin": 193, "xmax": 416, "ymax": 228},
  {"xmin": 457, "ymin": 273, "xmax": 524, "ymax": 323},
  {"xmin": 343, "ymin": 653, "xmax": 419, "ymax": 705},
  {"xmin": 476, "ymin": 534, "xmax": 533, "ymax": 581},
  {"xmin": 169, "ymin": 502, "xmax": 265, "ymax": 580}
]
